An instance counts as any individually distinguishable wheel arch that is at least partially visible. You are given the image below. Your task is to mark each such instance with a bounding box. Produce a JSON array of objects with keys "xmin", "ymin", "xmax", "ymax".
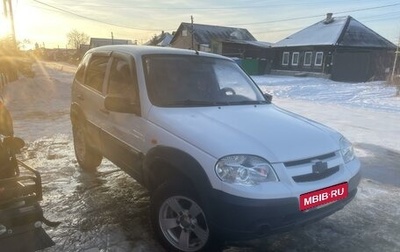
[
  {"xmin": 143, "ymin": 146, "xmax": 213, "ymax": 198},
  {"xmin": 70, "ymin": 102, "xmax": 86, "ymax": 126}
]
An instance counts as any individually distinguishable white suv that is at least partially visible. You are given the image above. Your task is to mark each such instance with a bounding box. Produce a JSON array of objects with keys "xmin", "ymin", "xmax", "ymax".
[{"xmin": 71, "ymin": 45, "xmax": 361, "ymax": 252}]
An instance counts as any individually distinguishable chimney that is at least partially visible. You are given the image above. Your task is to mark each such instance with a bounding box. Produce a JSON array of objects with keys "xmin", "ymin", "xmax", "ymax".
[{"xmin": 324, "ymin": 13, "xmax": 334, "ymax": 24}]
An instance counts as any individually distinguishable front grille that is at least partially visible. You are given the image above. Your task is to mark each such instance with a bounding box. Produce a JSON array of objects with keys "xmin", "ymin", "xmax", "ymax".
[
  {"xmin": 292, "ymin": 166, "xmax": 339, "ymax": 182},
  {"xmin": 284, "ymin": 152, "xmax": 336, "ymax": 167},
  {"xmin": 283, "ymin": 152, "xmax": 342, "ymax": 183}
]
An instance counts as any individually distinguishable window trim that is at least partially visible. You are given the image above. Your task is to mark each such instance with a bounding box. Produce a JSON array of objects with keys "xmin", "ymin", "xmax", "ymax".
[
  {"xmin": 282, "ymin": 52, "xmax": 290, "ymax": 66},
  {"xmin": 314, "ymin": 51, "xmax": 324, "ymax": 67},
  {"xmin": 303, "ymin": 51, "xmax": 313, "ymax": 66},
  {"xmin": 291, "ymin": 52, "xmax": 299, "ymax": 66}
]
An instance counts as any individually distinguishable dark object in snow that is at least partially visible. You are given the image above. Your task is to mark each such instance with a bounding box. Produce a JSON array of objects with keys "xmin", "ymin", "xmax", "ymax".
[
  {"xmin": 0, "ymin": 102, "xmax": 13, "ymax": 137},
  {"xmin": 0, "ymin": 104, "xmax": 57, "ymax": 251}
]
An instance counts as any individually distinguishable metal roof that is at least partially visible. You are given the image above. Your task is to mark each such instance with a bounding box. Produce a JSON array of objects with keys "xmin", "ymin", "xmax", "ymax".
[
  {"xmin": 171, "ymin": 23, "xmax": 257, "ymax": 45},
  {"xmin": 273, "ymin": 16, "xmax": 396, "ymax": 49}
]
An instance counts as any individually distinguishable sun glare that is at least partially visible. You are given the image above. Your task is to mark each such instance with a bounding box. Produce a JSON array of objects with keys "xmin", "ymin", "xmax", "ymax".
[{"xmin": 0, "ymin": 16, "xmax": 11, "ymax": 38}]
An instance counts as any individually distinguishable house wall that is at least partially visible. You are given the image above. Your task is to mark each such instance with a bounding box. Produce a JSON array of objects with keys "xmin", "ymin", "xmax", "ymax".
[
  {"xmin": 332, "ymin": 48, "xmax": 394, "ymax": 82},
  {"xmin": 170, "ymin": 31, "xmax": 199, "ymax": 50},
  {"xmin": 219, "ymin": 42, "xmax": 272, "ymax": 59},
  {"xmin": 272, "ymin": 46, "xmax": 333, "ymax": 74},
  {"xmin": 272, "ymin": 46, "xmax": 394, "ymax": 82}
]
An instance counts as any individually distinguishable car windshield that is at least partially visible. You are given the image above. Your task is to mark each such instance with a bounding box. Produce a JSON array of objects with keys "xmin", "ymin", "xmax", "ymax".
[{"xmin": 143, "ymin": 54, "xmax": 267, "ymax": 107}]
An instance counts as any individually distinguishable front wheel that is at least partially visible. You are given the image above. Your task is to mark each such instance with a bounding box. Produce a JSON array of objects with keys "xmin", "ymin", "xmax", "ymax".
[
  {"xmin": 151, "ymin": 180, "xmax": 216, "ymax": 252},
  {"xmin": 72, "ymin": 122, "xmax": 102, "ymax": 172}
]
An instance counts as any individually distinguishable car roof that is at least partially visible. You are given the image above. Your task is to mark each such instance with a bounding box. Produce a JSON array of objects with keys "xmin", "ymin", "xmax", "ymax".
[{"xmin": 86, "ymin": 45, "xmax": 230, "ymax": 60}]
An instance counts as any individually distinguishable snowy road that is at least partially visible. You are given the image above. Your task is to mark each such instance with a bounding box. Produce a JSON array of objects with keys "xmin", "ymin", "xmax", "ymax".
[{"xmin": 3, "ymin": 62, "xmax": 400, "ymax": 252}]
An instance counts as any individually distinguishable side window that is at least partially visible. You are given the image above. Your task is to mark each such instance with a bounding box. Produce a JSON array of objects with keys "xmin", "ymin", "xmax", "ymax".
[
  {"xmin": 282, "ymin": 52, "xmax": 289, "ymax": 66},
  {"xmin": 315, "ymin": 52, "xmax": 324, "ymax": 66},
  {"xmin": 291, "ymin": 52, "xmax": 299, "ymax": 66},
  {"xmin": 75, "ymin": 54, "xmax": 90, "ymax": 83},
  {"xmin": 85, "ymin": 55, "xmax": 109, "ymax": 93},
  {"xmin": 107, "ymin": 57, "xmax": 138, "ymax": 102},
  {"xmin": 304, "ymin": 52, "xmax": 313, "ymax": 66}
]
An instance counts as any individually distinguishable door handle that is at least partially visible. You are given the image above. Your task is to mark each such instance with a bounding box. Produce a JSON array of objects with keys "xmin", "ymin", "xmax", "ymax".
[{"xmin": 77, "ymin": 94, "xmax": 84, "ymax": 101}]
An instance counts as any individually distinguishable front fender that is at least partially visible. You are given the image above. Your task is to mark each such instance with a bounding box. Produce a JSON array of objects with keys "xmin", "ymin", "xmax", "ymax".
[{"xmin": 143, "ymin": 145, "xmax": 213, "ymax": 199}]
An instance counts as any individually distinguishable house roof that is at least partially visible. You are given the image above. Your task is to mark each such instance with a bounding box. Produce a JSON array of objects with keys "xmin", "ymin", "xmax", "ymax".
[
  {"xmin": 157, "ymin": 33, "xmax": 173, "ymax": 46},
  {"xmin": 170, "ymin": 23, "xmax": 257, "ymax": 45},
  {"xmin": 223, "ymin": 40, "xmax": 272, "ymax": 48},
  {"xmin": 273, "ymin": 15, "xmax": 396, "ymax": 49},
  {"xmin": 145, "ymin": 32, "xmax": 173, "ymax": 46}
]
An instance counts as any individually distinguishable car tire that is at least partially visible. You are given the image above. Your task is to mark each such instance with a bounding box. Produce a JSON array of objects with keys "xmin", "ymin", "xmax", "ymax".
[
  {"xmin": 150, "ymin": 179, "xmax": 218, "ymax": 252},
  {"xmin": 72, "ymin": 121, "xmax": 102, "ymax": 172}
]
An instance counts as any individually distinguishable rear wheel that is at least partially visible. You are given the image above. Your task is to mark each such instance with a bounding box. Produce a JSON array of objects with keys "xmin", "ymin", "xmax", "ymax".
[
  {"xmin": 151, "ymin": 180, "xmax": 216, "ymax": 252},
  {"xmin": 72, "ymin": 122, "xmax": 102, "ymax": 171}
]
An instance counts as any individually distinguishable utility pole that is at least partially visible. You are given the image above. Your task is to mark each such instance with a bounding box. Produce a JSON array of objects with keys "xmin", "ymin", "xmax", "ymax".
[
  {"xmin": 111, "ymin": 32, "xmax": 114, "ymax": 45},
  {"xmin": 191, "ymin": 15, "xmax": 194, "ymax": 50},
  {"xmin": 3, "ymin": 0, "xmax": 17, "ymax": 48},
  {"xmin": 391, "ymin": 33, "xmax": 399, "ymax": 83}
]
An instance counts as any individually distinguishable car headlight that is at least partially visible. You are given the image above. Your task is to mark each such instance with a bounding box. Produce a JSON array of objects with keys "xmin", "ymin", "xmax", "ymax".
[
  {"xmin": 215, "ymin": 155, "xmax": 278, "ymax": 186},
  {"xmin": 340, "ymin": 137, "xmax": 355, "ymax": 163}
]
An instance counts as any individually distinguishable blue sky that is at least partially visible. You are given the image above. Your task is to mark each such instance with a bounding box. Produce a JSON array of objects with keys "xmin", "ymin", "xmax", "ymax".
[{"xmin": 7, "ymin": 0, "xmax": 400, "ymax": 48}]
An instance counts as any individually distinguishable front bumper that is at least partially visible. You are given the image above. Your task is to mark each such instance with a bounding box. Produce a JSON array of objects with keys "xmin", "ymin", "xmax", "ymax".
[{"xmin": 208, "ymin": 168, "xmax": 361, "ymax": 240}]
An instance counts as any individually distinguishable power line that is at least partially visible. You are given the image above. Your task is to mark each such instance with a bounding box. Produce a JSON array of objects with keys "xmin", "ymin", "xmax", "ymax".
[
  {"xmin": 51, "ymin": 0, "xmax": 356, "ymax": 10},
  {"xmin": 31, "ymin": 0, "xmax": 162, "ymax": 31},
  {"xmin": 29, "ymin": 0, "xmax": 400, "ymax": 37},
  {"xmin": 230, "ymin": 2, "xmax": 400, "ymax": 26}
]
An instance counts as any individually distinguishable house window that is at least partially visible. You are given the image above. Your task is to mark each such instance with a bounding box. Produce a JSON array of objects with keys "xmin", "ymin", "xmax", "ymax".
[
  {"xmin": 304, "ymin": 52, "xmax": 312, "ymax": 66},
  {"xmin": 292, "ymin": 52, "xmax": 299, "ymax": 66},
  {"xmin": 182, "ymin": 29, "xmax": 188, "ymax": 37},
  {"xmin": 282, "ymin": 52, "xmax": 289, "ymax": 66},
  {"xmin": 315, "ymin": 52, "xmax": 323, "ymax": 66}
]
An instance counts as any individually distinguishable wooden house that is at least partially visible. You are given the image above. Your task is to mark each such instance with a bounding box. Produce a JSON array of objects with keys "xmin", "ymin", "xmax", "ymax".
[
  {"xmin": 89, "ymin": 38, "xmax": 133, "ymax": 49},
  {"xmin": 272, "ymin": 14, "xmax": 396, "ymax": 82},
  {"xmin": 145, "ymin": 31, "xmax": 173, "ymax": 47},
  {"xmin": 169, "ymin": 23, "xmax": 257, "ymax": 54}
]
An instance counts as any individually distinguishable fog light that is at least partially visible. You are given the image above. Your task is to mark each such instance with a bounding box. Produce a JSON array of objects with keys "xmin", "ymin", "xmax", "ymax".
[
  {"xmin": 34, "ymin": 221, "xmax": 42, "ymax": 228},
  {"xmin": 0, "ymin": 224, "xmax": 6, "ymax": 235}
]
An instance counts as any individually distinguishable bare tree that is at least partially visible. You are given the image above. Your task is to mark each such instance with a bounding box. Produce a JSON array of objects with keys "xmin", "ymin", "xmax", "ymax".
[{"xmin": 67, "ymin": 29, "xmax": 89, "ymax": 49}]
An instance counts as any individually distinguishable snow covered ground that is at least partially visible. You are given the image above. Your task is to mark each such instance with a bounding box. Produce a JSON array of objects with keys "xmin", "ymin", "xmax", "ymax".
[{"xmin": 2, "ymin": 61, "xmax": 400, "ymax": 252}]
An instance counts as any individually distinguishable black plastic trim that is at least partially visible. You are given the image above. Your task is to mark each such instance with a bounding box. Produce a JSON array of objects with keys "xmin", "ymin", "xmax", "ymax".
[
  {"xmin": 293, "ymin": 165, "xmax": 339, "ymax": 182},
  {"xmin": 143, "ymin": 146, "xmax": 212, "ymax": 196},
  {"xmin": 207, "ymin": 169, "xmax": 361, "ymax": 240}
]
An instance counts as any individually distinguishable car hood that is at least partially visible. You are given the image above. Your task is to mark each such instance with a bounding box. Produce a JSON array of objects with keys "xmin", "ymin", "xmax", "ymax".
[{"xmin": 148, "ymin": 104, "xmax": 341, "ymax": 163}]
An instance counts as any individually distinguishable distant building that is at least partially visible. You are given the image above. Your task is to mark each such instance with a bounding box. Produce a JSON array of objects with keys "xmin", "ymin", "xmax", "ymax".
[
  {"xmin": 145, "ymin": 31, "xmax": 173, "ymax": 47},
  {"xmin": 170, "ymin": 23, "xmax": 257, "ymax": 53},
  {"xmin": 89, "ymin": 38, "xmax": 133, "ymax": 49},
  {"xmin": 215, "ymin": 40, "xmax": 272, "ymax": 59},
  {"xmin": 272, "ymin": 14, "xmax": 396, "ymax": 82}
]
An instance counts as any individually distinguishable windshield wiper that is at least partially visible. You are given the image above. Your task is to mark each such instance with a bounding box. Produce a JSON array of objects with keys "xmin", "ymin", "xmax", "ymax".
[
  {"xmin": 164, "ymin": 99, "xmax": 218, "ymax": 107},
  {"xmin": 221, "ymin": 100, "xmax": 268, "ymax": 105},
  {"xmin": 162, "ymin": 99, "xmax": 269, "ymax": 107},
  {"xmin": 226, "ymin": 100, "xmax": 269, "ymax": 105}
]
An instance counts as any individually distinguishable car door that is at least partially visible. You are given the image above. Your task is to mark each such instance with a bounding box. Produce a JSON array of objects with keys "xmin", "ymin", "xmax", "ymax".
[
  {"xmin": 72, "ymin": 52, "xmax": 111, "ymax": 152},
  {"xmin": 101, "ymin": 52, "xmax": 146, "ymax": 179}
]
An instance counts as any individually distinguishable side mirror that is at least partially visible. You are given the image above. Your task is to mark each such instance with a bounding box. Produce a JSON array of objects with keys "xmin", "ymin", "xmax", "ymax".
[
  {"xmin": 263, "ymin": 93, "xmax": 273, "ymax": 103},
  {"xmin": 104, "ymin": 95, "xmax": 140, "ymax": 114}
]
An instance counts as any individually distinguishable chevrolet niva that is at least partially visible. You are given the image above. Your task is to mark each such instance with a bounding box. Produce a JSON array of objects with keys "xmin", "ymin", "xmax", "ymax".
[{"xmin": 70, "ymin": 45, "xmax": 361, "ymax": 252}]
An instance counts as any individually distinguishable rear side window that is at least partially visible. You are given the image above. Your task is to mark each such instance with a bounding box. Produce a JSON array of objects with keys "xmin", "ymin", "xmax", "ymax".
[
  {"xmin": 74, "ymin": 54, "xmax": 90, "ymax": 83},
  {"xmin": 85, "ymin": 56, "xmax": 109, "ymax": 92}
]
